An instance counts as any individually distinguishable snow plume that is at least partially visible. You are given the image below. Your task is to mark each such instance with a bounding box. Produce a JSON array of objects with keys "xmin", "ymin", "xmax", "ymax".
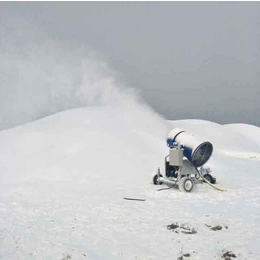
[{"xmin": 0, "ymin": 17, "xmax": 167, "ymax": 134}]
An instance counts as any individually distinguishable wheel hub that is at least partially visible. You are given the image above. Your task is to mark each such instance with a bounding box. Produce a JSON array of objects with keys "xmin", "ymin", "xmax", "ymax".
[{"xmin": 184, "ymin": 179, "xmax": 193, "ymax": 191}]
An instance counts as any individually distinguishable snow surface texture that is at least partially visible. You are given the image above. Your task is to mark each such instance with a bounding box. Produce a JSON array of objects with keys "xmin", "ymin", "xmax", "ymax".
[{"xmin": 1, "ymin": 110, "xmax": 260, "ymax": 260}]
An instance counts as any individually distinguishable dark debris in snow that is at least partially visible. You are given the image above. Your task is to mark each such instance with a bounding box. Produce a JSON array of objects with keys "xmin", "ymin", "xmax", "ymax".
[
  {"xmin": 177, "ymin": 253, "xmax": 191, "ymax": 259},
  {"xmin": 205, "ymin": 224, "xmax": 229, "ymax": 231},
  {"xmin": 221, "ymin": 251, "xmax": 237, "ymax": 259},
  {"xmin": 167, "ymin": 223, "xmax": 197, "ymax": 234},
  {"xmin": 167, "ymin": 223, "xmax": 179, "ymax": 230},
  {"xmin": 211, "ymin": 225, "xmax": 223, "ymax": 231}
]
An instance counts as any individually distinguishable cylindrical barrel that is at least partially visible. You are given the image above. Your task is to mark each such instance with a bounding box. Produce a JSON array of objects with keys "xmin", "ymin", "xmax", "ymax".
[{"xmin": 167, "ymin": 128, "xmax": 213, "ymax": 167}]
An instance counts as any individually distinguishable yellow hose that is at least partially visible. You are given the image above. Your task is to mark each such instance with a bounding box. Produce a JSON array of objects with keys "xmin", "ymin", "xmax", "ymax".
[{"xmin": 199, "ymin": 174, "xmax": 227, "ymax": 192}]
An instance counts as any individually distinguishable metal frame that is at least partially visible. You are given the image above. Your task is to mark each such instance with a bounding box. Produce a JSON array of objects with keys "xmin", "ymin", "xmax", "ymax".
[{"xmin": 156, "ymin": 148, "xmax": 202, "ymax": 190}]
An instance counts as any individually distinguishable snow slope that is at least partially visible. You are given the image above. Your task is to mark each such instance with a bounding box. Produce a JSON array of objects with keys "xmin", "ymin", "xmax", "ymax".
[
  {"xmin": 1, "ymin": 110, "xmax": 260, "ymax": 260},
  {"xmin": 224, "ymin": 123, "xmax": 260, "ymax": 147}
]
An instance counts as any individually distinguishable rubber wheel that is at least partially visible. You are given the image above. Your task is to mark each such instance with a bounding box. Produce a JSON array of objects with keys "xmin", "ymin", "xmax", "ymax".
[
  {"xmin": 153, "ymin": 174, "xmax": 163, "ymax": 185},
  {"xmin": 203, "ymin": 174, "xmax": 216, "ymax": 184},
  {"xmin": 179, "ymin": 177, "xmax": 194, "ymax": 192}
]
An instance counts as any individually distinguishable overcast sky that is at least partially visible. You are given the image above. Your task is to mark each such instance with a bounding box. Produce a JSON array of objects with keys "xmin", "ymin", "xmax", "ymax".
[{"xmin": 1, "ymin": 2, "xmax": 259, "ymax": 126}]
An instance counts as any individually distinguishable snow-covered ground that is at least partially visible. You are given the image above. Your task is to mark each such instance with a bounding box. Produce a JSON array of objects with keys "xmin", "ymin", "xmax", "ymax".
[{"xmin": 1, "ymin": 108, "xmax": 260, "ymax": 260}]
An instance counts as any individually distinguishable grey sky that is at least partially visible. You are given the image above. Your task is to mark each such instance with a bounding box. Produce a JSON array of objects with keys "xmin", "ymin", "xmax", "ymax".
[{"xmin": 1, "ymin": 2, "xmax": 260, "ymax": 126}]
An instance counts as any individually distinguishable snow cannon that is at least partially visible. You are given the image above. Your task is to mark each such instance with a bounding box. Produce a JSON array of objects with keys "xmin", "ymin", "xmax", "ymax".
[
  {"xmin": 153, "ymin": 128, "xmax": 217, "ymax": 192},
  {"xmin": 166, "ymin": 128, "xmax": 213, "ymax": 167}
]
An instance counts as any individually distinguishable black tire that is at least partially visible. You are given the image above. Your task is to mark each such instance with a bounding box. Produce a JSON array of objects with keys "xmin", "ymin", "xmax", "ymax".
[
  {"xmin": 179, "ymin": 177, "xmax": 194, "ymax": 192},
  {"xmin": 203, "ymin": 174, "xmax": 216, "ymax": 184},
  {"xmin": 153, "ymin": 174, "xmax": 163, "ymax": 185}
]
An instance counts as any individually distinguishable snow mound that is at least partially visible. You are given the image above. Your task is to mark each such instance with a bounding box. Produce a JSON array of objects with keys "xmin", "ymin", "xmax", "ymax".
[
  {"xmin": 0, "ymin": 107, "xmax": 169, "ymax": 186},
  {"xmin": 224, "ymin": 123, "xmax": 260, "ymax": 146},
  {"xmin": 1, "ymin": 111, "xmax": 260, "ymax": 260}
]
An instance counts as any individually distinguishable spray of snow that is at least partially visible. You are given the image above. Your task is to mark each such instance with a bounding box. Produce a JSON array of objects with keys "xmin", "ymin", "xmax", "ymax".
[{"xmin": 0, "ymin": 17, "xmax": 167, "ymax": 137}]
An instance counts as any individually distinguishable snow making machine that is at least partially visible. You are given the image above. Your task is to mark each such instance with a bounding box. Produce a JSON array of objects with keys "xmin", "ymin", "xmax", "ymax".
[{"xmin": 153, "ymin": 128, "xmax": 216, "ymax": 192}]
